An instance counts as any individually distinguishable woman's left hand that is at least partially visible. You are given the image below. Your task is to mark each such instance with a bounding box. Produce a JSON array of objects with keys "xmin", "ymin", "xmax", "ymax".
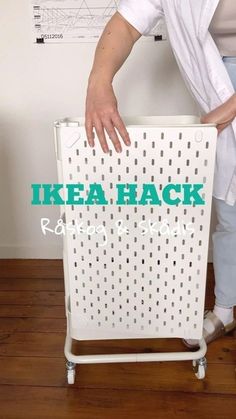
[{"xmin": 201, "ymin": 93, "xmax": 236, "ymax": 133}]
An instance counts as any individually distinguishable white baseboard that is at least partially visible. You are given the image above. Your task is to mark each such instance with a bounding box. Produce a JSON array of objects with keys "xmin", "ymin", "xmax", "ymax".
[
  {"xmin": 208, "ymin": 246, "xmax": 213, "ymax": 263},
  {"xmin": 0, "ymin": 245, "xmax": 63, "ymax": 259}
]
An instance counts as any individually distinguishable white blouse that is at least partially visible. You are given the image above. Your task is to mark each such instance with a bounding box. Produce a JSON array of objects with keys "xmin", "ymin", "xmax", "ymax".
[{"xmin": 117, "ymin": 0, "xmax": 236, "ymax": 206}]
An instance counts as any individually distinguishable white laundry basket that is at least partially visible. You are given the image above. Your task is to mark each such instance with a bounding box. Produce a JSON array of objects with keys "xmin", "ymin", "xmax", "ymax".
[{"xmin": 54, "ymin": 115, "xmax": 217, "ymax": 384}]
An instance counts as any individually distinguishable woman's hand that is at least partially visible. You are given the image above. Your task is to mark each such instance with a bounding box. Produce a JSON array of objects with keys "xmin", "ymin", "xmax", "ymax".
[
  {"xmin": 85, "ymin": 77, "xmax": 131, "ymax": 153},
  {"xmin": 85, "ymin": 12, "xmax": 141, "ymax": 153},
  {"xmin": 201, "ymin": 94, "xmax": 236, "ymax": 133}
]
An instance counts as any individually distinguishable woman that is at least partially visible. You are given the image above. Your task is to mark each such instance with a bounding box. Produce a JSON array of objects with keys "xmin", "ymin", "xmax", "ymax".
[{"xmin": 85, "ymin": 0, "xmax": 236, "ymax": 347}]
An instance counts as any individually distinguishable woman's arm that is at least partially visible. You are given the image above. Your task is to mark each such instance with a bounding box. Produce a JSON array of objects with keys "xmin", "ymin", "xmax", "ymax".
[
  {"xmin": 201, "ymin": 94, "xmax": 236, "ymax": 133},
  {"xmin": 86, "ymin": 12, "xmax": 141, "ymax": 153}
]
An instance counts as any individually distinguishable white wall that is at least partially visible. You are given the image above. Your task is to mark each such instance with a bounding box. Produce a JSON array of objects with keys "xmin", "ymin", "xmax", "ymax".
[{"xmin": 0, "ymin": 0, "xmax": 216, "ymax": 259}]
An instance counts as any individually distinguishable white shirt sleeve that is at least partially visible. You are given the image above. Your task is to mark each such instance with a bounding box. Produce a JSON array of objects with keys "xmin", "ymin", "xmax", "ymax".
[{"xmin": 117, "ymin": 0, "xmax": 164, "ymax": 36}]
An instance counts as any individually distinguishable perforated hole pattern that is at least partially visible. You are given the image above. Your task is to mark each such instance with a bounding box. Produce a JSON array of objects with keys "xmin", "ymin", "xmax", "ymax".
[{"xmin": 57, "ymin": 124, "xmax": 217, "ymax": 340}]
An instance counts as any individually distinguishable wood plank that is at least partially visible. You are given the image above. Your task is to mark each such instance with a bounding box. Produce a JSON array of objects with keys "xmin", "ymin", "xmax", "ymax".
[
  {"xmin": 0, "ymin": 386, "xmax": 236, "ymax": 419},
  {"xmin": 0, "ymin": 331, "xmax": 235, "ymax": 363},
  {"xmin": 0, "ymin": 356, "xmax": 236, "ymax": 394},
  {"xmin": 0, "ymin": 259, "xmax": 63, "ymax": 279},
  {"xmin": 0, "ymin": 305, "xmax": 65, "ymax": 319},
  {"xmin": 0, "ymin": 277, "xmax": 64, "ymax": 291},
  {"xmin": 0, "ymin": 318, "xmax": 66, "ymax": 333},
  {"xmin": 0, "ymin": 284, "xmax": 215, "ymax": 307},
  {"xmin": 0, "ymin": 292, "xmax": 215, "ymax": 309},
  {"xmin": 0, "ymin": 276, "xmax": 216, "ymax": 308},
  {"xmin": 0, "ymin": 332, "xmax": 65, "ymax": 357},
  {"xmin": 0, "ymin": 260, "xmax": 214, "ymax": 283},
  {"xmin": 0, "ymin": 262, "xmax": 216, "ymax": 309},
  {"xmin": 0, "ymin": 291, "xmax": 64, "ymax": 306},
  {"xmin": 0, "ymin": 292, "xmax": 214, "ymax": 309}
]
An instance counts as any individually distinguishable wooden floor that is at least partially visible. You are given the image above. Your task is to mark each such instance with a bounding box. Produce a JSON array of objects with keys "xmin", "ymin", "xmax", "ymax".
[{"xmin": 0, "ymin": 260, "xmax": 235, "ymax": 419}]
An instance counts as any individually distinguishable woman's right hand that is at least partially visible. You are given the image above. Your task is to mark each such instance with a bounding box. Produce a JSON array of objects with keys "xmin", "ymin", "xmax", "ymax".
[
  {"xmin": 85, "ymin": 78, "xmax": 131, "ymax": 153},
  {"xmin": 201, "ymin": 93, "xmax": 236, "ymax": 133},
  {"xmin": 84, "ymin": 11, "xmax": 141, "ymax": 153}
]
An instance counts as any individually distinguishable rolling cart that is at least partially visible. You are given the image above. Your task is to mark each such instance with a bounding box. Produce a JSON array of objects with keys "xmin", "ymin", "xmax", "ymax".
[{"xmin": 54, "ymin": 115, "xmax": 217, "ymax": 384}]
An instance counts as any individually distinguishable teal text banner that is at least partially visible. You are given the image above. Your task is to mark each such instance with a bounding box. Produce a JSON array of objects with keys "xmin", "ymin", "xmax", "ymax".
[{"xmin": 31, "ymin": 183, "xmax": 205, "ymax": 206}]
